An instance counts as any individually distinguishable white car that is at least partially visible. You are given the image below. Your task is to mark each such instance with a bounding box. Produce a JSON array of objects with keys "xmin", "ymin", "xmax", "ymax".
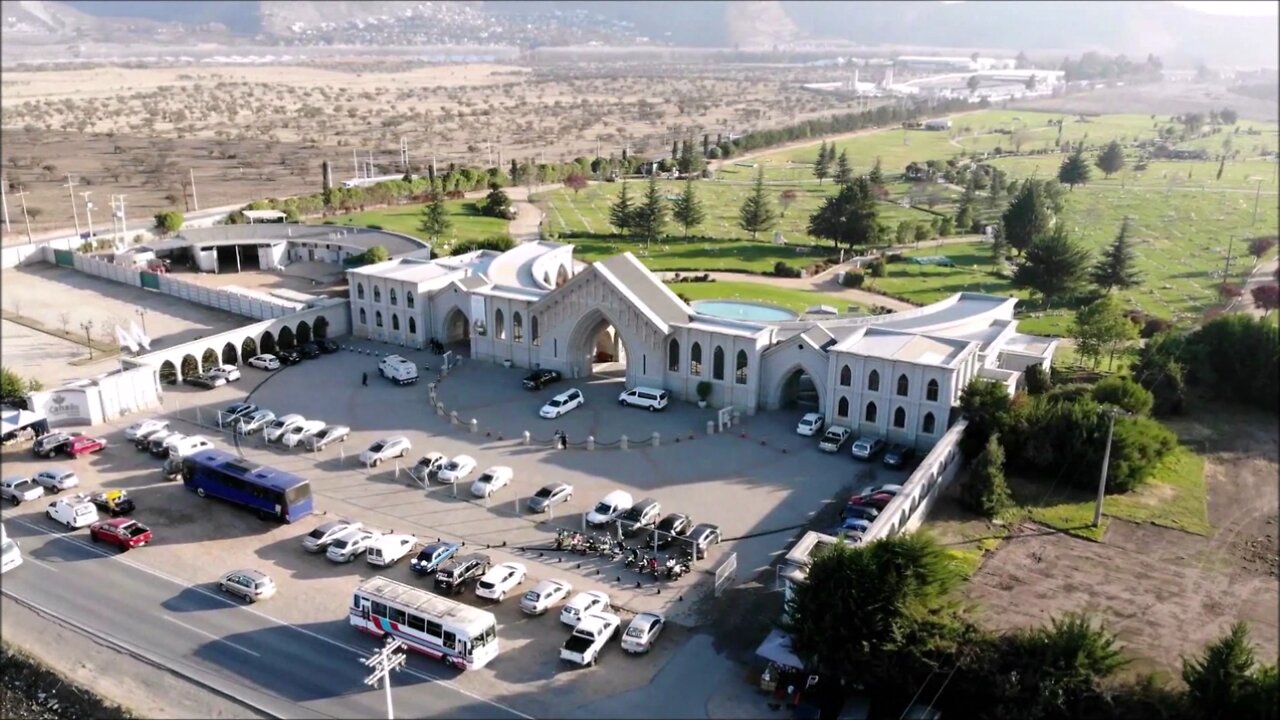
[
  {"xmin": 263, "ymin": 414, "xmax": 305, "ymax": 443},
  {"xmin": 520, "ymin": 578, "xmax": 573, "ymax": 615},
  {"xmin": 125, "ymin": 418, "xmax": 169, "ymax": 441},
  {"xmin": 248, "ymin": 354, "xmax": 281, "ymax": 371},
  {"xmin": 326, "ymin": 529, "xmax": 379, "ymax": 563},
  {"xmin": 1, "ymin": 476, "xmax": 45, "ymax": 505},
  {"xmin": 33, "ymin": 469, "xmax": 80, "ymax": 493},
  {"xmin": 470, "ymin": 466, "xmax": 513, "ymax": 498},
  {"xmin": 560, "ymin": 590, "xmax": 611, "ymax": 627},
  {"xmin": 236, "ymin": 409, "xmax": 276, "ymax": 436},
  {"xmin": 46, "ymin": 493, "xmax": 99, "ymax": 529},
  {"xmin": 302, "ymin": 520, "xmax": 364, "ymax": 553},
  {"xmin": 620, "ymin": 612, "xmax": 665, "ymax": 654},
  {"xmin": 366, "ymin": 534, "xmax": 418, "ymax": 567},
  {"xmin": 539, "ymin": 388, "xmax": 584, "ymax": 419},
  {"xmin": 474, "ymin": 562, "xmax": 527, "ymax": 601},
  {"xmin": 282, "ymin": 420, "xmax": 326, "ymax": 448},
  {"xmin": 207, "ymin": 364, "xmax": 242, "ymax": 382},
  {"xmin": 796, "ymin": 412, "xmax": 825, "ymax": 436},
  {"xmin": 359, "ymin": 436, "xmax": 411, "ymax": 467},
  {"xmin": 436, "ymin": 454, "xmax": 477, "ymax": 484},
  {"xmin": 309, "ymin": 425, "xmax": 350, "ymax": 450}
]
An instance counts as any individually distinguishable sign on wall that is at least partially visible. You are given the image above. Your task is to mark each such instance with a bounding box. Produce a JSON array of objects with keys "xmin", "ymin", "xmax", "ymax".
[{"xmin": 29, "ymin": 389, "xmax": 96, "ymax": 427}]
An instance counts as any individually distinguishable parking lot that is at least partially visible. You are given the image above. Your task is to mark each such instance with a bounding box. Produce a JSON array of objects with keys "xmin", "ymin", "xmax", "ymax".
[{"xmin": 1, "ymin": 339, "xmax": 912, "ymax": 715}]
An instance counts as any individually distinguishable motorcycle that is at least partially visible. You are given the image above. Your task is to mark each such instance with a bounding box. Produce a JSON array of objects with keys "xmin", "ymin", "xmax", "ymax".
[
  {"xmin": 642, "ymin": 554, "xmax": 660, "ymax": 575},
  {"xmin": 554, "ymin": 529, "xmax": 570, "ymax": 551},
  {"xmin": 623, "ymin": 547, "xmax": 641, "ymax": 569},
  {"xmin": 664, "ymin": 556, "xmax": 691, "ymax": 580}
]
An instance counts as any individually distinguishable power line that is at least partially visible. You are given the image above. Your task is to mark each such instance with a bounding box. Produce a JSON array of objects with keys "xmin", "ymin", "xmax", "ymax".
[{"xmin": 362, "ymin": 636, "xmax": 407, "ymax": 720}]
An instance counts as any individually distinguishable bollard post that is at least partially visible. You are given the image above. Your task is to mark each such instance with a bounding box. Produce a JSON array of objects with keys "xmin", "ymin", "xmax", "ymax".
[
  {"xmin": 523, "ymin": 431, "xmax": 531, "ymax": 446},
  {"xmin": 620, "ymin": 434, "xmax": 629, "ymax": 450},
  {"xmin": 197, "ymin": 408, "xmax": 204, "ymax": 427},
  {"xmin": 651, "ymin": 431, "xmax": 660, "ymax": 448},
  {"xmin": 581, "ymin": 513, "xmax": 587, "ymax": 532},
  {"xmin": 707, "ymin": 420, "xmax": 715, "ymax": 435},
  {"xmin": 395, "ymin": 459, "xmax": 400, "ymax": 479},
  {"xmin": 451, "ymin": 482, "xmax": 457, "ymax": 498},
  {"xmin": 436, "ymin": 403, "xmax": 445, "ymax": 417},
  {"xmin": 586, "ymin": 435, "xmax": 595, "ymax": 451},
  {"xmin": 484, "ymin": 493, "xmax": 490, "ymax": 509},
  {"xmin": 340, "ymin": 445, "xmax": 346, "ymax": 463},
  {"xmin": 548, "ymin": 503, "xmax": 554, "ymax": 521},
  {"xmin": 469, "ymin": 419, "xmax": 479, "ymax": 434},
  {"xmin": 513, "ymin": 497, "xmax": 519, "ymax": 516},
  {"xmin": 450, "ymin": 411, "xmax": 459, "ymax": 426}
]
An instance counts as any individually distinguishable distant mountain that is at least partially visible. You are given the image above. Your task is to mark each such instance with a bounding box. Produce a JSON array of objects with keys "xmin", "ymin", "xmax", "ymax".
[{"xmin": 24, "ymin": 0, "xmax": 1280, "ymax": 67}]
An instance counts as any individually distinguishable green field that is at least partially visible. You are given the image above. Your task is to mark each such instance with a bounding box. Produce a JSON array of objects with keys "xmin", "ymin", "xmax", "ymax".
[
  {"xmin": 666, "ymin": 280, "xmax": 868, "ymax": 314},
  {"xmin": 315, "ymin": 200, "xmax": 509, "ymax": 246}
]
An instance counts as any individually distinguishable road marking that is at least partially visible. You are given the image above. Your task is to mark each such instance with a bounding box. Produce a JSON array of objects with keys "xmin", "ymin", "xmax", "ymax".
[
  {"xmin": 24, "ymin": 556, "xmax": 59, "ymax": 573},
  {"xmin": 163, "ymin": 615, "xmax": 261, "ymax": 657},
  {"xmin": 8, "ymin": 516, "xmax": 534, "ymax": 720}
]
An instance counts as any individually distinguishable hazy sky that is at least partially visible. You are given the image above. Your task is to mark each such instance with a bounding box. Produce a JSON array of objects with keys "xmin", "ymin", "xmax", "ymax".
[{"xmin": 1169, "ymin": 1, "xmax": 1276, "ymax": 15}]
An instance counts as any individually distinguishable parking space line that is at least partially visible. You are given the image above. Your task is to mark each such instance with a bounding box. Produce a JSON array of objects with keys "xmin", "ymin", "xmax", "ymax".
[
  {"xmin": 164, "ymin": 615, "xmax": 261, "ymax": 657},
  {"xmin": 8, "ymin": 516, "xmax": 534, "ymax": 720}
]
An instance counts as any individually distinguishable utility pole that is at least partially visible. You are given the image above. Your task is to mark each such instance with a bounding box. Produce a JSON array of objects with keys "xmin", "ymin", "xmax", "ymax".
[
  {"xmin": 1, "ymin": 173, "xmax": 11, "ymax": 234},
  {"xmin": 189, "ymin": 168, "xmax": 200, "ymax": 211},
  {"xmin": 486, "ymin": 141, "xmax": 493, "ymax": 168},
  {"xmin": 362, "ymin": 637, "xmax": 407, "ymax": 720},
  {"xmin": 111, "ymin": 194, "xmax": 128, "ymax": 243},
  {"xmin": 353, "ymin": 148, "xmax": 360, "ymax": 179},
  {"xmin": 15, "ymin": 186, "xmax": 32, "ymax": 243},
  {"xmin": 1222, "ymin": 235, "xmax": 1235, "ymax": 283},
  {"xmin": 63, "ymin": 174, "xmax": 82, "ymax": 237},
  {"xmin": 1253, "ymin": 179, "xmax": 1262, "ymax": 226},
  {"xmin": 80, "ymin": 191, "xmax": 94, "ymax": 240},
  {"xmin": 1092, "ymin": 407, "xmax": 1123, "ymax": 527}
]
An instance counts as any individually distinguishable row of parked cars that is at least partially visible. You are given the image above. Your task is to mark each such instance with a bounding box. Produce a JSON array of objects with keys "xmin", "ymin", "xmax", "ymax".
[
  {"xmin": 523, "ymin": 369, "xmax": 672, "ymax": 419},
  {"xmin": 827, "ymin": 481, "xmax": 906, "ymax": 542},
  {"xmin": 220, "ymin": 403, "xmax": 351, "ymax": 451},
  {"xmin": 178, "ymin": 340, "xmax": 341, "ymax": 387},
  {"xmin": 798, "ymin": 413, "xmax": 915, "ymax": 468}
]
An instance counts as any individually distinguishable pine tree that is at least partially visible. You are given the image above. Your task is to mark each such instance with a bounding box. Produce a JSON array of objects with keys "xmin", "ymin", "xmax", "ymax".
[
  {"xmin": 1091, "ymin": 218, "xmax": 1143, "ymax": 292},
  {"xmin": 868, "ymin": 156, "xmax": 885, "ymax": 186},
  {"xmin": 813, "ymin": 140, "xmax": 830, "ymax": 184},
  {"xmin": 1057, "ymin": 146, "xmax": 1093, "ymax": 190},
  {"xmin": 960, "ymin": 433, "xmax": 1012, "ymax": 518},
  {"xmin": 1013, "ymin": 225, "xmax": 1093, "ymax": 307},
  {"xmin": 955, "ymin": 178, "xmax": 977, "ymax": 233},
  {"xmin": 609, "ymin": 180, "xmax": 635, "ymax": 236},
  {"xmin": 738, "ymin": 167, "xmax": 778, "ymax": 241},
  {"xmin": 670, "ymin": 178, "xmax": 705, "ymax": 239},
  {"xmin": 671, "ymin": 140, "xmax": 679, "ymax": 161},
  {"xmin": 1001, "ymin": 180, "xmax": 1051, "ymax": 256},
  {"xmin": 418, "ymin": 182, "xmax": 452, "ymax": 243},
  {"xmin": 632, "ymin": 175, "xmax": 667, "ymax": 248},
  {"xmin": 834, "ymin": 149, "xmax": 853, "ymax": 185},
  {"xmin": 1095, "ymin": 140, "xmax": 1126, "ymax": 178},
  {"xmin": 807, "ymin": 177, "xmax": 880, "ymax": 250}
]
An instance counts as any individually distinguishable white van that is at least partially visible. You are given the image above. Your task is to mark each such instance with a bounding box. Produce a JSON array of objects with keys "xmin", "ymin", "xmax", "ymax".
[
  {"xmin": 168, "ymin": 435, "xmax": 213, "ymax": 459},
  {"xmin": 366, "ymin": 534, "xmax": 418, "ymax": 567},
  {"xmin": 1, "ymin": 524, "xmax": 20, "ymax": 574},
  {"xmin": 586, "ymin": 490, "xmax": 634, "ymax": 527},
  {"xmin": 379, "ymin": 355, "xmax": 419, "ymax": 385},
  {"xmin": 618, "ymin": 387, "xmax": 670, "ymax": 412}
]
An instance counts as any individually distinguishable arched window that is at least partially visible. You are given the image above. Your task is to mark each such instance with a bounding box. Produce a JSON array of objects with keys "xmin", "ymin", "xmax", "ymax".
[
  {"xmin": 735, "ymin": 350, "xmax": 748, "ymax": 385},
  {"xmin": 373, "ymin": 286, "xmax": 381, "ymax": 303},
  {"xmin": 839, "ymin": 365, "xmax": 852, "ymax": 387},
  {"xmin": 926, "ymin": 379, "xmax": 939, "ymax": 402},
  {"xmin": 865, "ymin": 401, "xmax": 878, "ymax": 423},
  {"xmin": 837, "ymin": 397, "xmax": 849, "ymax": 417},
  {"xmin": 922, "ymin": 412, "xmax": 936, "ymax": 434},
  {"xmin": 389, "ymin": 288, "xmax": 398, "ymax": 306},
  {"xmin": 512, "ymin": 312, "xmax": 524, "ymax": 343},
  {"xmin": 712, "ymin": 346, "xmax": 725, "ymax": 380},
  {"xmin": 897, "ymin": 374, "xmax": 909, "ymax": 397},
  {"xmin": 531, "ymin": 316, "xmax": 540, "ymax": 346},
  {"xmin": 356, "ymin": 283, "xmax": 365, "ymax": 300},
  {"xmin": 359, "ymin": 308, "xmax": 367, "ymax": 325},
  {"xmin": 494, "ymin": 308, "xmax": 505, "ymax": 340},
  {"xmin": 893, "ymin": 406, "xmax": 907, "ymax": 428},
  {"xmin": 689, "ymin": 342, "xmax": 702, "ymax": 376},
  {"xmin": 867, "ymin": 369, "xmax": 880, "ymax": 392},
  {"xmin": 375, "ymin": 311, "xmax": 383, "ymax": 328},
  {"xmin": 408, "ymin": 317, "xmax": 417, "ymax": 335},
  {"xmin": 668, "ymin": 338, "xmax": 680, "ymax": 372},
  {"xmin": 392, "ymin": 314, "xmax": 400, "ymax": 331},
  {"xmin": 405, "ymin": 292, "xmax": 415, "ymax": 309}
]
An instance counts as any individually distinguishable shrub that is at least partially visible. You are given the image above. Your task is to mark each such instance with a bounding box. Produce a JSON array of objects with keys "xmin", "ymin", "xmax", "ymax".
[
  {"xmin": 960, "ymin": 433, "xmax": 1013, "ymax": 518},
  {"xmin": 1024, "ymin": 364, "xmax": 1051, "ymax": 395},
  {"xmin": 840, "ymin": 270, "xmax": 866, "ymax": 288},
  {"xmin": 886, "ymin": 252, "xmax": 905, "ymax": 263},
  {"xmin": 1141, "ymin": 317, "xmax": 1172, "ymax": 339},
  {"xmin": 1185, "ymin": 315, "xmax": 1280, "ymax": 414},
  {"xmin": 868, "ymin": 258, "xmax": 887, "ymax": 277},
  {"xmin": 365, "ymin": 224, "xmax": 383, "ymax": 230},
  {"xmin": 1044, "ymin": 382, "xmax": 1094, "ymax": 404},
  {"xmin": 1092, "ymin": 376, "xmax": 1155, "ymax": 416},
  {"xmin": 1106, "ymin": 416, "xmax": 1178, "ymax": 492},
  {"xmin": 696, "ymin": 381, "xmax": 712, "ymax": 403},
  {"xmin": 772, "ymin": 261, "xmax": 802, "ymax": 278}
]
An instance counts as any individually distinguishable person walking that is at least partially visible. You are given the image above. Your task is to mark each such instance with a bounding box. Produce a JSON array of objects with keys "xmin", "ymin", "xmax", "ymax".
[{"xmin": 361, "ymin": 371, "xmax": 368, "ymax": 386}]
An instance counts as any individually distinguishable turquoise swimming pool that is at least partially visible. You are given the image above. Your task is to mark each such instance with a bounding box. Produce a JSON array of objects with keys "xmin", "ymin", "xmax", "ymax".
[{"xmin": 691, "ymin": 300, "xmax": 798, "ymax": 323}]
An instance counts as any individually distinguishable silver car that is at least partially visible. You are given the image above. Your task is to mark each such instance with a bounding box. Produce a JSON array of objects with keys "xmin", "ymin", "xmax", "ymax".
[
  {"xmin": 309, "ymin": 425, "xmax": 350, "ymax": 450},
  {"xmin": 528, "ymin": 482, "xmax": 574, "ymax": 513},
  {"xmin": 33, "ymin": 469, "xmax": 80, "ymax": 493},
  {"xmin": 302, "ymin": 520, "xmax": 363, "ymax": 553},
  {"xmin": 219, "ymin": 569, "xmax": 277, "ymax": 603}
]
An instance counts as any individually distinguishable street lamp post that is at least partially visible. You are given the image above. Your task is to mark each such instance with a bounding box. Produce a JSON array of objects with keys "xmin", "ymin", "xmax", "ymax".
[
  {"xmin": 136, "ymin": 308, "xmax": 148, "ymax": 334},
  {"xmin": 1092, "ymin": 406, "xmax": 1128, "ymax": 527},
  {"xmin": 80, "ymin": 320, "xmax": 95, "ymax": 359},
  {"xmin": 80, "ymin": 191, "xmax": 95, "ymax": 240}
]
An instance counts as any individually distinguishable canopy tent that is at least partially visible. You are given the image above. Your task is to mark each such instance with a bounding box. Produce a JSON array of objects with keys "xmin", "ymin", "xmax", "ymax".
[
  {"xmin": 755, "ymin": 628, "xmax": 806, "ymax": 671},
  {"xmin": 1, "ymin": 407, "xmax": 48, "ymax": 440}
]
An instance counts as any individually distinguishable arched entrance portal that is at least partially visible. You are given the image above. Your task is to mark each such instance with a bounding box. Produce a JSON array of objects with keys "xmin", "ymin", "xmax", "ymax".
[
  {"xmin": 443, "ymin": 307, "xmax": 471, "ymax": 352},
  {"xmin": 567, "ymin": 309, "xmax": 631, "ymax": 379},
  {"xmin": 159, "ymin": 360, "xmax": 177, "ymax": 385},
  {"xmin": 221, "ymin": 342, "xmax": 239, "ymax": 366},
  {"xmin": 779, "ymin": 367, "xmax": 821, "ymax": 412},
  {"xmin": 296, "ymin": 321, "xmax": 312, "ymax": 346}
]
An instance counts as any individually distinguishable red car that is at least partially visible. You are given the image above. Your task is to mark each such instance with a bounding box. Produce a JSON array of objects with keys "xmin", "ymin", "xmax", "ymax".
[
  {"xmin": 66, "ymin": 436, "xmax": 107, "ymax": 458},
  {"xmin": 89, "ymin": 518, "xmax": 152, "ymax": 550},
  {"xmin": 846, "ymin": 492, "xmax": 897, "ymax": 511}
]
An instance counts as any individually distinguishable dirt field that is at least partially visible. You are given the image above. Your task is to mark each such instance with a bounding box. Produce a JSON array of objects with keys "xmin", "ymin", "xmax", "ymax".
[
  {"xmin": 1012, "ymin": 81, "xmax": 1279, "ymax": 123},
  {"xmin": 963, "ymin": 403, "xmax": 1279, "ymax": 678},
  {"xmin": 0, "ymin": 61, "xmax": 863, "ymax": 236}
]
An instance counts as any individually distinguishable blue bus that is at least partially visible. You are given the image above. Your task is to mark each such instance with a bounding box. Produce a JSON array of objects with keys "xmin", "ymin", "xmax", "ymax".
[{"xmin": 181, "ymin": 449, "xmax": 314, "ymax": 523}]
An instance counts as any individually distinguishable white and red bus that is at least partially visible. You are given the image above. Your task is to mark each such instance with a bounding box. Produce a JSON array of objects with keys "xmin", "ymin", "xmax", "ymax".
[{"xmin": 350, "ymin": 576, "xmax": 498, "ymax": 670}]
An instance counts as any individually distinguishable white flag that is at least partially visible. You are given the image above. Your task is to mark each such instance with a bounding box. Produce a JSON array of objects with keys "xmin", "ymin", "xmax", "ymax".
[
  {"xmin": 115, "ymin": 324, "xmax": 139, "ymax": 353},
  {"xmin": 129, "ymin": 320, "xmax": 151, "ymax": 351}
]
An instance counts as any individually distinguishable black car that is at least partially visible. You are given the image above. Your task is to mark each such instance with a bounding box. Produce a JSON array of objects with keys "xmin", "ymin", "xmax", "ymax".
[
  {"xmin": 882, "ymin": 443, "xmax": 914, "ymax": 469},
  {"xmin": 840, "ymin": 505, "xmax": 880, "ymax": 523},
  {"xmin": 183, "ymin": 374, "xmax": 220, "ymax": 390},
  {"xmin": 685, "ymin": 523, "xmax": 722, "ymax": 559},
  {"xmin": 33, "ymin": 432, "xmax": 77, "ymax": 458},
  {"xmin": 299, "ymin": 343, "xmax": 321, "ymax": 359},
  {"xmin": 433, "ymin": 553, "xmax": 491, "ymax": 595},
  {"xmin": 277, "ymin": 348, "xmax": 302, "ymax": 365},
  {"xmin": 618, "ymin": 498, "xmax": 662, "ymax": 537},
  {"xmin": 318, "ymin": 339, "xmax": 340, "ymax": 354},
  {"xmin": 648, "ymin": 513, "xmax": 692, "ymax": 548},
  {"xmin": 522, "ymin": 368, "xmax": 562, "ymax": 391}
]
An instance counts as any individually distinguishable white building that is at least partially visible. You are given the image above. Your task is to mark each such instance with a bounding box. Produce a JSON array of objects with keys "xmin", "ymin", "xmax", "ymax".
[{"xmin": 347, "ymin": 244, "xmax": 1056, "ymax": 450}]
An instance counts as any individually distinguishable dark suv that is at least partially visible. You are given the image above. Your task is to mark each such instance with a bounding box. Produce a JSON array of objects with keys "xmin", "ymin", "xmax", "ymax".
[
  {"xmin": 33, "ymin": 432, "xmax": 77, "ymax": 458},
  {"xmin": 522, "ymin": 369, "xmax": 562, "ymax": 391},
  {"xmin": 433, "ymin": 553, "xmax": 491, "ymax": 595},
  {"xmin": 299, "ymin": 342, "xmax": 321, "ymax": 359},
  {"xmin": 618, "ymin": 497, "xmax": 662, "ymax": 537},
  {"xmin": 277, "ymin": 348, "xmax": 302, "ymax": 365}
]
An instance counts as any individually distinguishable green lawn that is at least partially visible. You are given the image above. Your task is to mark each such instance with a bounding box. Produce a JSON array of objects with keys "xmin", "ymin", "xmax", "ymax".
[
  {"xmin": 315, "ymin": 200, "xmax": 509, "ymax": 245},
  {"xmin": 569, "ymin": 234, "xmax": 837, "ymax": 274},
  {"xmin": 666, "ymin": 280, "xmax": 868, "ymax": 314},
  {"xmin": 869, "ymin": 241, "xmax": 1015, "ymax": 304}
]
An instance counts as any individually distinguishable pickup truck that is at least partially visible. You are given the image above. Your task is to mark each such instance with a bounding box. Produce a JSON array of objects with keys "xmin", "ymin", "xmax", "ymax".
[
  {"xmin": 89, "ymin": 518, "xmax": 153, "ymax": 551},
  {"xmin": 559, "ymin": 612, "xmax": 621, "ymax": 667}
]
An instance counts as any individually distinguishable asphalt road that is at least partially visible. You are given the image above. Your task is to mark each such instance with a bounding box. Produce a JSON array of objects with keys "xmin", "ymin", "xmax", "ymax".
[{"xmin": 0, "ymin": 515, "xmax": 532, "ymax": 720}]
